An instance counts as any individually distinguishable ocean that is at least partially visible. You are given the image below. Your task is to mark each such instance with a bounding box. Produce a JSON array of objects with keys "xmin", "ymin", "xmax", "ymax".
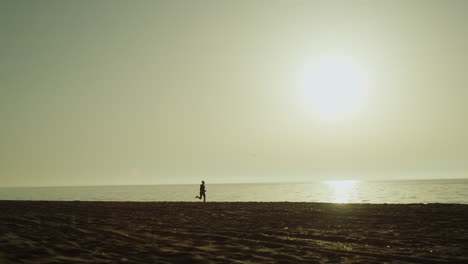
[{"xmin": 1, "ymin": 179, "xmax": 468, "ymax": 204}]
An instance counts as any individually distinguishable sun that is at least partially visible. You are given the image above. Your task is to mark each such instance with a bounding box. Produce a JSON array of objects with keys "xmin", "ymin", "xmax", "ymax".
[{"xmin": 298, "ymin": 55, "xmax": 369, "ymax": 121}]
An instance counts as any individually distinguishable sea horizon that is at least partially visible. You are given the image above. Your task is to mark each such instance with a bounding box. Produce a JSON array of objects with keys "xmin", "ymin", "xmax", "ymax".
[
  {"xmin": 2, "ymin": 177, "xmax": 468, "ymax": 188},
  {"xmin": 2, "ymin": 178, "xmax": 468, "ymax": 204}
]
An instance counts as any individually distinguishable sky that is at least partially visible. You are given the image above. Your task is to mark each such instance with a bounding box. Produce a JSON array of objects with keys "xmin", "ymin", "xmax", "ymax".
[{"xmin": 1, "ymin": 0, "xmax": 467, "ymax": 187}]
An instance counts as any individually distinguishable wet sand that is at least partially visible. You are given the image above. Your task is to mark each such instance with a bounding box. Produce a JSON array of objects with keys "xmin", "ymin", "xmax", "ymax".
[{"xmin": 0, "ymin": 201, "xmax": 467, "ymax": 263}]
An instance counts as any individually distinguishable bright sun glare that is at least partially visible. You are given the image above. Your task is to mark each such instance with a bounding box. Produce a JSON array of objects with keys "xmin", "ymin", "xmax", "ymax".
[
  {"xmin": 298, "ymin": 55, "xmax": 368, "ymax": 121},
  {"xmin": 323, "ymin": 180, "xmax": 359, "ymax": 203}
]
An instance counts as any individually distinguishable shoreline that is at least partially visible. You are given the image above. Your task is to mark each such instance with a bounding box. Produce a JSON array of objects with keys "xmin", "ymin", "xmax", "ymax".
[
  {"xmin": 1, "ymin": 201, "xmax": 467, "ymax": 263},
  {"xmin": 1, "ymin": 200, "xmax": 468, "ymax": 205}
]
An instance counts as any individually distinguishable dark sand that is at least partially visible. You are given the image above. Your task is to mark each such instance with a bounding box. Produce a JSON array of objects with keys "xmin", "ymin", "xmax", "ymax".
[{"xmin": 1, "ymin": 201, "xmax": 467, "ymax": 263}]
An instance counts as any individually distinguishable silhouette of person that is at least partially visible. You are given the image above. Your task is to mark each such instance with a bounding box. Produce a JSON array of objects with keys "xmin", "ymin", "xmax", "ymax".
[{"xmin": 195, "ymin": 181, "xmax": 206, "ymax": 202}]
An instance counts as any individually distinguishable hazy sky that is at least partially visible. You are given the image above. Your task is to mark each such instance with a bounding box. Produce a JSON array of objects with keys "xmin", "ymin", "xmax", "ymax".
[{"xmin": 1, "ymin": 0, "xmax": 467, "ymax": 187}]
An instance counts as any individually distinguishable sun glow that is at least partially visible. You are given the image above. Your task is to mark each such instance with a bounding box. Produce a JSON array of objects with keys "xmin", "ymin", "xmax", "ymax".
[
  {"xmin": 298, "ymin": 55, "xmax": 369, "ymax": 121},
  {"xmin": 323, "ymin": 180, "xmax": 359, "ymax": 203}
]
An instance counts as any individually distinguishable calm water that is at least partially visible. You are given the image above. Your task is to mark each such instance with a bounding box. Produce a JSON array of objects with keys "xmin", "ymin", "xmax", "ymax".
[{"xmin": 1, "ymin": 179, "xmax": 468, "ymax": 204}]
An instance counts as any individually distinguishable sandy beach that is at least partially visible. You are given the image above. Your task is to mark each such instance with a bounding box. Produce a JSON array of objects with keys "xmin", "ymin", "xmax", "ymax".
[{"xmin": 0, "ymin": 201, "xmax": 467, "ymax": 263}]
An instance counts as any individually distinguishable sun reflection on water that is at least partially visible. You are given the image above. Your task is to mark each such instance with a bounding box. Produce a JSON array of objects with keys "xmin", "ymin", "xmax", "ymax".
[{"xmin": 323, "ymin": 180, "xmax": 359, "ymax": 203}]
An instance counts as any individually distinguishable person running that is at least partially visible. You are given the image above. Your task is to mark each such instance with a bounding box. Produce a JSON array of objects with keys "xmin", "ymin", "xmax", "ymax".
[{"xmin": 195, "ymin": 180, "xmax": 206, "ymax": 202}]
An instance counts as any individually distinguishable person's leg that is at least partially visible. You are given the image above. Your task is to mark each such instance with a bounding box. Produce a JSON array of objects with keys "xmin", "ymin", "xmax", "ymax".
[{"xmin": 203, "ymin": 193, "xmax": 206, "ymax": 202}]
